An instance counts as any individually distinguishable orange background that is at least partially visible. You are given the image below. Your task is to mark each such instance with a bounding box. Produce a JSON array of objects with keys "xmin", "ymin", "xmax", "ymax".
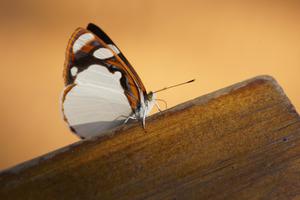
[{"xmin": 0, "ymin": 0, "xmax": 299, "ymax": 170}]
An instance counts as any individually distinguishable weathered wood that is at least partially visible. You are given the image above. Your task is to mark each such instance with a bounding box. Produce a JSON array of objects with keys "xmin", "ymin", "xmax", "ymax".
[{"xmin": 1, "ymin": 75, "xmax": 300, "ymax": 200}]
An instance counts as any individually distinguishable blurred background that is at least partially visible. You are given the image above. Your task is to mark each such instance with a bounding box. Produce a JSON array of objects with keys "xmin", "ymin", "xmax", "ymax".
[{"xmin": 0, "ymin": 0, "xmax": 299, "ymax": 170}]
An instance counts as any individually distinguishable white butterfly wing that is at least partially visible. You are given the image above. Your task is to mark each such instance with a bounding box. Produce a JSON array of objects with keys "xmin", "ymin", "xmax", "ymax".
[{"xmin": 63, "ymin": 64, "xmax": 132, "ymax": 138}]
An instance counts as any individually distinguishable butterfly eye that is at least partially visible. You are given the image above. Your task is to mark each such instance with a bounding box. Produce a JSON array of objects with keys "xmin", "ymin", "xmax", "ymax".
[{"xmin": 147, "ymin": 92, "xmax": 154, "ymax": 101}]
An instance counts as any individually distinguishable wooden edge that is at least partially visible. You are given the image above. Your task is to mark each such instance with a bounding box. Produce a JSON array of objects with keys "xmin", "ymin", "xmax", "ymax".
[{"xmin": 0, "ymin": 75, "xmax": 295, "ymax": 175}]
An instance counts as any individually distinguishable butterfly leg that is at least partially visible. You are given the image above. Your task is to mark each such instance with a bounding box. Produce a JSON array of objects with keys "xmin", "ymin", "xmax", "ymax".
[
  {"xmin": 155, "ymin": 102, "xmax": 162, "ymax": 112},
  {"xmin": 142, "ymin": 108, "xmax": 147, "ymax": 129},
  {"xmin": 124, "ymin": 114, "xmax": 136, "ymax": 124}
]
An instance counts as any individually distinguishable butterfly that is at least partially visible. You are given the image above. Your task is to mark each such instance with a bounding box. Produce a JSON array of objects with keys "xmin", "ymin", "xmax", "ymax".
[
  {"xmin": 61, "ymin": 23, "xmax": 157, "ymax": 139},
  {"xmin": 62, "ymin": 23, "xmax": 194, "ymax": 139}
]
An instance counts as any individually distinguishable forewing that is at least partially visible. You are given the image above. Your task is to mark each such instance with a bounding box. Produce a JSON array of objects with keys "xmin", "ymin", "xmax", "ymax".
[
  {"xmin": 87, "ymin": 23, "xmax": 147, "ymax": 95},
  {"xmin": 63, "ymin": 27, "xmax": 142, "ymax": 110}
]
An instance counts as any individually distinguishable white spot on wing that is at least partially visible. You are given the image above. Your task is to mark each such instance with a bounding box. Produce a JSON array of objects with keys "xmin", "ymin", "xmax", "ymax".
[
  {"xmin": 93, "ymin": 48, "xmax": 114, "ymax": 60},
  {"xmin": 71, "ymin": 67, "xmax": 78, "ymax": 76},
  {"xmin": 73, "ymin": 33, "xmax": 94, "ymax": 53},
  {"xmin": 108, "ymin": 44, "xmax": 120, "ymax": 54}
]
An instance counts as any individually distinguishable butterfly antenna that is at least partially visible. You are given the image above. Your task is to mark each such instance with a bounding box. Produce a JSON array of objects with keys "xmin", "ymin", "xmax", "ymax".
[{"xmin": 153, "ymin": 79, "xmax": 195, "ymax": 94}]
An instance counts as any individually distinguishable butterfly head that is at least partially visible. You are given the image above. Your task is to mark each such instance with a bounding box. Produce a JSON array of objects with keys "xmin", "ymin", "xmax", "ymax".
[
  {"xmin": 146, "ymin": 91, "xmax": 155, "ymax": 101},
  {"xmin": 143, "ymin": 91, "xmax": 156, "ymax": 115}
]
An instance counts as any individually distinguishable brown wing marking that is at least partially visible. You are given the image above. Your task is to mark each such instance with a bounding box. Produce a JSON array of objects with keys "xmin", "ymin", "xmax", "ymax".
[
  {"xmin": 63, "ymin": 28, "xmax": 86, "ymax": 85},
  {"xmin": 61, "ymin": 83, "xmax": 76, "ymax": 123}
]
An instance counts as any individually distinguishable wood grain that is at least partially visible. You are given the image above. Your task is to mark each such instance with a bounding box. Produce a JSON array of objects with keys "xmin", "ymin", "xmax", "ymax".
[{"xmin": 1, "ymin": 75, "xmax": 300, "ymax": 200}]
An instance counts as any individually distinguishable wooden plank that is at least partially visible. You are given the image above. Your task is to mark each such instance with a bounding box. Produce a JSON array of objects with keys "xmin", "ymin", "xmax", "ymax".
[{"xmin": 1, "ymin": 75, "xmax": 300, "ymax": 200}]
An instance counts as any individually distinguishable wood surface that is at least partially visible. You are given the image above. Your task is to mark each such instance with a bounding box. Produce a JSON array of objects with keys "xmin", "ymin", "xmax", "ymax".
[{"xmin": 1, "ymin": 75, "xmax": 300, "ymax": 200}]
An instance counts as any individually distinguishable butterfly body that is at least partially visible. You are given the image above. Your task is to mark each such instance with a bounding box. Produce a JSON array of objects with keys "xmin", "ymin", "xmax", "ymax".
[{"xmin": 62, "ymin": 23, "xmax": 155, "ymax": 139}]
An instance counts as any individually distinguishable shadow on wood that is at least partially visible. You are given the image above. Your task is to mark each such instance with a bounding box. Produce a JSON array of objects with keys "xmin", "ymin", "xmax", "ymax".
[{"xmin": 1, "ymin": 75, "xmax": 300, "ymax": 200}]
